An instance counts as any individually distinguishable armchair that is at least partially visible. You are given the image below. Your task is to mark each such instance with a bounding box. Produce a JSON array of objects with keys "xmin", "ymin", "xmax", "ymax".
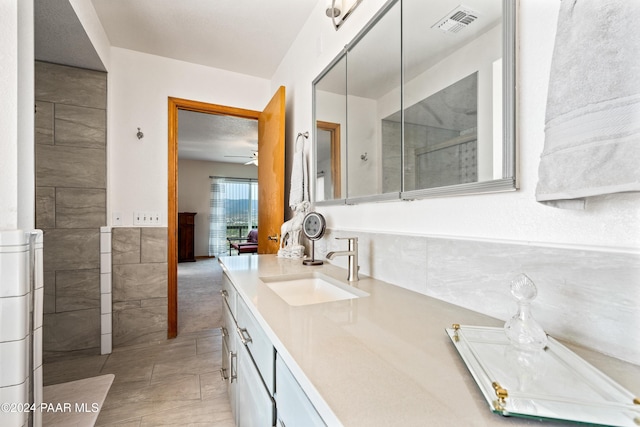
[{"xmin": 227, "ymin": 229, "xmax": 258, "ymax": 255}]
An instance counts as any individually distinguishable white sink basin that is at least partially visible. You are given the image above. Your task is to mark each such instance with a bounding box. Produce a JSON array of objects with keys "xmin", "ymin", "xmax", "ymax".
[{"xmin": 260, "ymin": 272, "xmax": 368, "ymax": 306}]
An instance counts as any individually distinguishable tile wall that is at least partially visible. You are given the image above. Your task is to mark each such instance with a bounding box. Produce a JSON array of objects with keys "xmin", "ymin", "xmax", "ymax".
[
  {"xmin": 35, "ymin": 61, "xmax": 107, "ymax": 360},
  {"xmin": 317, "ymin": 229, "xmax": 640, "ymax": 364},
  {"xmin": 111, "ymin": 227, "xmax": 168, "ymax": 347}
]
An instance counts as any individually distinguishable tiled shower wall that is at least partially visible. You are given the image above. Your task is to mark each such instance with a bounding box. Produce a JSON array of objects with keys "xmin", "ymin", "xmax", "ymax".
[
  {"xmin": 35, "ymin": 61, "xmax": 107, "ymax": 360},
  {"xmin": 317, "ymin": 229, "xmax": 640, "ymax": 365},
  {"xmin": 111, "ymin": 227, "xmax": 168, "ymax": 347}
]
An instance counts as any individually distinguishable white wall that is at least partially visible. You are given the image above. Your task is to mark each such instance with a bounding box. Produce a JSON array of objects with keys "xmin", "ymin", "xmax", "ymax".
[
  {"xmin": 0, "ymin": 0, "xmax": 34, "ymax": 232},
  {"xmin": 178, "ymin": 159, "xmax": 258, "ymax": 256},
  {"xmin": 272, "ymin": 0, "xmax": 640, "ymax": 251},
  {"xmin": 108, "ymin": 48, "xmax": 272, "ymax": 226},
  {"xmin": 17, "ymin": 0, "xmax": 34, "ymax": 232},
  {"xmin": 0, "ymin": 1, "xmax": 20, "ymax": 231}
]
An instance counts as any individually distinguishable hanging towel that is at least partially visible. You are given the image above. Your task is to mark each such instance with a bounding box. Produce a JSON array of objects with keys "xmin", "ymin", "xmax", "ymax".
[
  {"xmin": 535, "ymin": 0, "xmax": 640, "ymax": 209},
  {"xmin": 289, "ymin": 134, "xmax": 309, "ymax": 209}
]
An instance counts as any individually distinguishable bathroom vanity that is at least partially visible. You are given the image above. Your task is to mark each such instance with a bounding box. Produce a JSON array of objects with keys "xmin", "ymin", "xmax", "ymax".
[{"xmin": 218, "ymin": 255, "xmax": 640, "ymax": 426}]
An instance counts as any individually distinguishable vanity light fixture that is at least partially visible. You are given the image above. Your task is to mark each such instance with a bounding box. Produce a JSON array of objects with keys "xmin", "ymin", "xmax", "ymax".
[
  {"xmin": 327, "ymin": 0, "xmax": 364, "ymax": 30},
  {"xmin": 325, "ymin": 0, "xmax": 341, "ymax": 18}
]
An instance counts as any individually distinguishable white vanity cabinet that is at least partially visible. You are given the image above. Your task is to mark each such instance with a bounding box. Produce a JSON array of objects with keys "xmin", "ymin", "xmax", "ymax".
[
  {"xmin": 221, "ymin": 272, "xmax": 276, "ymax": 427},
  {"xmin": 221, "ymin": 270, "xmax": 330, "ymax": 427},
  {"xmin": 275, "ymin": 354, "xmax": 326, "ymax": 427}
]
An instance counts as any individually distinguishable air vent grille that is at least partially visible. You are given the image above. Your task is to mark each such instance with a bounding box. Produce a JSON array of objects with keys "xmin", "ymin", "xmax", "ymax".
[{"xmin": 432, "ymin": 5, "xmax": 480, "ymax": 34}]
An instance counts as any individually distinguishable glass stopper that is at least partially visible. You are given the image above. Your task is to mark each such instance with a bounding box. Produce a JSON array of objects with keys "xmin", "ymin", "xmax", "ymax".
[{"xmin": 504, "ymin": 274, "xmax": 548, "ymax": 351}]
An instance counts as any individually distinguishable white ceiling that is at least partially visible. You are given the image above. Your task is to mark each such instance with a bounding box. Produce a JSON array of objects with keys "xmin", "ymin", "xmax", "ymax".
[
  {"xmin": 178, "ymin": 111, "xmax": 258, "ymax": 164},
  {"xmin": 34, "ymin": 0, "xmax": 319, "ymax": 164},
  {"xmin": 90, "ymin": 0, "xmax": 319, "ymax": 80}
]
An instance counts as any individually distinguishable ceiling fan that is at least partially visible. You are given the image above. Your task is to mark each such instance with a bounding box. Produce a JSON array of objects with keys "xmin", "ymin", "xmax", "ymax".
[{"xmin": 224, "ymin": 151, "xmax": 258, "ymax": 166}]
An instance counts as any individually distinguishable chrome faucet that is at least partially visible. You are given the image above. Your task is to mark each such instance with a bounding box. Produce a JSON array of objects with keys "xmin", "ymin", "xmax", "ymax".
[{"xmin": 326, "ymin": 237, "xmax": 359, "ymax": 282}]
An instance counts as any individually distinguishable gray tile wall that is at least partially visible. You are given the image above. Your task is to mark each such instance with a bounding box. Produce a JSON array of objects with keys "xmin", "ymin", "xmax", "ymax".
[
  {"xmin": 112, "ymin": 227, "xmax": 168, "ymax": 347},
  {"xmin": 35, "ymin": 61, "xmax": 107, "ymax": 360}
]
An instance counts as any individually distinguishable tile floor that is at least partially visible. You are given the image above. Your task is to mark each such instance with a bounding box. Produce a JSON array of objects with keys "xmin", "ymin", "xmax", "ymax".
[{"xmin": 44, "ymin": 329, "xmax": 234, "ymax": 426}]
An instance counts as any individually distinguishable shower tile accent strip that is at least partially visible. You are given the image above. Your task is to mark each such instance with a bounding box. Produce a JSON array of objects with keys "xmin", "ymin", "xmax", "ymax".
[
  {"xmin": 317, "ymin": 229, "xmax": 640, "ymax": 364},
  {"xmin": 100, "ymin": 226, "xmax": 112, "ymax": 355},
  {"xmin": 112, "ymin": 227, "xmax": 168, "ymax": 347}
]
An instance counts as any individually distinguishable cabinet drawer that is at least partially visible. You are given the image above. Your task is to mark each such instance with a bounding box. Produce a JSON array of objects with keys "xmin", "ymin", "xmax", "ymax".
[
  {"xmin": 275, "ymin": 354, "xmax": 326, "ymax": 427},
  {"xmin": 237, "ymin": 296, "xmax": 275, "ymax": 395},
  {"xmin": 221, "ymin": 273, "xmax": 237, "ymax": 320}
]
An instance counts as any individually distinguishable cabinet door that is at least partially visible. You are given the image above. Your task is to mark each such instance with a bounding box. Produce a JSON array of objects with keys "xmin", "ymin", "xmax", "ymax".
[
  {"xmin": 275, "ymin": 354, "xmax": 326, "ymax": 427},
  {"xmin": 237, "ymin": 342, "xmax": 276, "ymax": 427},
  {"xmin": 237, "ymin": 296, "xmax": 275, "ymax": 395}
]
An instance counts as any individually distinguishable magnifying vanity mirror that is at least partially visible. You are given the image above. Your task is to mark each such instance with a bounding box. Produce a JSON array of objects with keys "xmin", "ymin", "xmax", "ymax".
[{"xmin": 313, "ymin": 0, "xmax": 516, "ymax": 204}]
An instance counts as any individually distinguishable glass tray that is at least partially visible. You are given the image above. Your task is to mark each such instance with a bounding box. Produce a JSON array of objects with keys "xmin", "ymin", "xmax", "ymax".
[{"xmin": 445, "ymin": 325, "xmax": 640, "ymax": 426}]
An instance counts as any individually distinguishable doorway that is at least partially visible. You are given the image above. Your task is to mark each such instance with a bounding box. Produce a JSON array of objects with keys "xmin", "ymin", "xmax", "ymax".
[
  {"xmin": 168, "ymin": 98, "xmax": 260, "ymax": 338},
  {"xmin": 167, "ymin": 88, "xmax": 285, "ymax": 338}
]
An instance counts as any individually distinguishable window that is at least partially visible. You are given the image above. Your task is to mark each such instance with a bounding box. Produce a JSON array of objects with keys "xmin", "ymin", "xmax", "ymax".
[{"xmin": 208, "ymin": 177, "xmax": 258, "ymax": 256}]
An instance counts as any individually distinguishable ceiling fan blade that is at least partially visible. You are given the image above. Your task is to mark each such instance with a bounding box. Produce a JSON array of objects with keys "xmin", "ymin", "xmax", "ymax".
[{"xmin": 224, "ymin": 151, "xmax": 258, "ymax": 159}]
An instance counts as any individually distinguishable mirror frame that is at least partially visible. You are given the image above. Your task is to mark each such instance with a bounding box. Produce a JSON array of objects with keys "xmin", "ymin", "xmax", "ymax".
[{"xmin": 313, "ymin": 0, "xmax": 517, "ymax": 205}]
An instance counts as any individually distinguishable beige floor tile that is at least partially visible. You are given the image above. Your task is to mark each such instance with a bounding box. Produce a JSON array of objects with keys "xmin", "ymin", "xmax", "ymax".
[
  {"xmin": 196, "ymin": 332, "xmax": 222, "ymax": 355},
  {"xmin": 139, "ymin": 399, "xmax": 234, "ymax": 427},
  {"xmin": 150, "ymin": 352, "xmax": 219, "ymax": 383},
  {"xmin": 96, "ymin": 418, "xmax": 142, "ymax": 426},
  {"xmin": 200, "ymin": 372, "xmax": 229, "ymax": 401},
  {"xmin": 97, "ymin": 374, "xmax": 201, "ymax": 424},
  {"xmin": 108, "ymin": 337, "xmax": 197, "ymax": 364},
  {"xmin": 44, "ymin": 353, "xmax": 109, "ymax": 386}
]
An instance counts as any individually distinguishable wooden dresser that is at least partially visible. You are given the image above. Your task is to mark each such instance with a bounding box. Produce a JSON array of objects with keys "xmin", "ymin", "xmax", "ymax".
[{"xmin": 178, "ymin": 212, "xmax": 196, "ymax": 262}]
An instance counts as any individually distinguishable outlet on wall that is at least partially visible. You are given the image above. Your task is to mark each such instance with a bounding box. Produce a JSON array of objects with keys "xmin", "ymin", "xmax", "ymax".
[
  {"xmin": 113, "ymin": 212, "xmax": 123, "ymax": 226},
  {"xmin": 133, "ymin": 211, "xmax": 161, "ymax": 226}
]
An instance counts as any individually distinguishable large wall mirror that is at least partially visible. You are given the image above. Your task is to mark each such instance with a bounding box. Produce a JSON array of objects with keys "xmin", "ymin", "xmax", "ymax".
[{"xmin": 313, "ymin": 0, "xmax": 516, "ymax": 204}]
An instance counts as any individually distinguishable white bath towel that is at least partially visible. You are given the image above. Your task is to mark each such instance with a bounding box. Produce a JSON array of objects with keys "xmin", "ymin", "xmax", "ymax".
[
  {"xmin": 289, "ymin": 134, "xmax": 309, "ymax": 208},
  {"xmin": 535, "ymin": 0, "xmax": 640, "ymax": 209}
]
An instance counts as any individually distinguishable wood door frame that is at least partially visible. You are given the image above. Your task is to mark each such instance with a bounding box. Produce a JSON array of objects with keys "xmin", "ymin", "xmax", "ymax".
[
  {"xmin": 168, "ymin": 97, "xmax": 260, "ymax": 338},
  {"xmin": 316, "ymin": 120, "xmax": 341, "ymax": 199}
]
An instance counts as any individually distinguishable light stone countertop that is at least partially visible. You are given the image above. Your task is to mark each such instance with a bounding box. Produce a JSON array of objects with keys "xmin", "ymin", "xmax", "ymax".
[{"xmin": 219, "ymin": 255, "xmax": 640, "ymax": 427}]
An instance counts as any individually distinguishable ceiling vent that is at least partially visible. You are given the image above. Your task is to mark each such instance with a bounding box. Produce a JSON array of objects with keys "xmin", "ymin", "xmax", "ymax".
[{"xmin": 432, "ymin": 5, "xmax": 480, "ymax": 34}]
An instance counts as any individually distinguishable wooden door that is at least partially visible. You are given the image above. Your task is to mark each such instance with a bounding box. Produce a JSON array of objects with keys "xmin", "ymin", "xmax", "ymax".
[{"xmin": 258, "ymin": 86, "xmax": 285, "ymax": 254}]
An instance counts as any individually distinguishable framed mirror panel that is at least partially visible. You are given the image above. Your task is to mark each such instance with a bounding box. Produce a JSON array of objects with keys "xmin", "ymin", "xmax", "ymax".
[
  {"xmin": 400, "ymin": 0, "xmax": 516, "ymax": 199},
  {"xmin": 314, "ymin": 54, "xmax": 347, "ymax": 203},
  {"xmin": 346, "ymin": 0, "xmax": 402, "ymax": 201}
]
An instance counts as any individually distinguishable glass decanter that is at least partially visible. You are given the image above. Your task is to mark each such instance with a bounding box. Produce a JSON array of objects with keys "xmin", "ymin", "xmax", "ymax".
[{"xmin": 504, "ymin": 274, "xmax": 548, "ymax": 351}]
